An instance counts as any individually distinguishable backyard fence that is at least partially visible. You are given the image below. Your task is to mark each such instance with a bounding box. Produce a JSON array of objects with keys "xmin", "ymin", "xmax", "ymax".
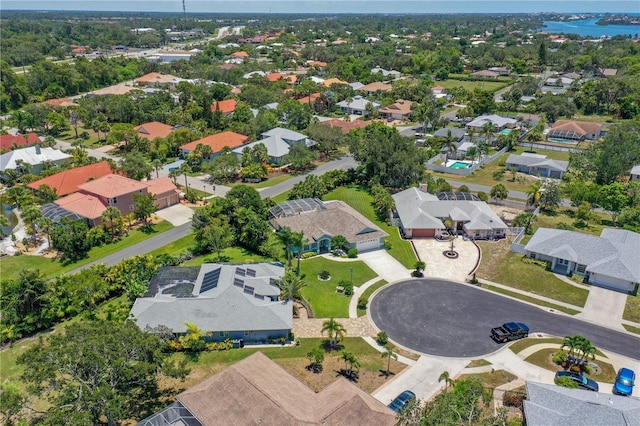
[{"xmin": 425, "ymin": 146, "xmax": 509, "ymax": 176}]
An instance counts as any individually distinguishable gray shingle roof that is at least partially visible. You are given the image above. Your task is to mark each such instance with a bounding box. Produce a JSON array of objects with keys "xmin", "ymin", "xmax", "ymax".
[
  {"xmin": 631, "ymin": 164, "xmax": 640, "ymax": 176},
  {"xmin": 506, "ymin": 154, "xmax": 569, "ymax": 172},
  {"xmin": 524, "ymin": 382, "xmax": 640, "ymax": 426},
  {"xmin": 0, "ymin": 146, "xmax": 71, "ymax": 170},
  {"xmin": 233, "ymin": 136, "xmax": 291, "ymax": 158},
  {"xmin": 262, "ymin": 127, "xmax": 308, "ymax": 141},
  {"xmin": 336, "ymin": 96, "xmax": 381, "ymax": 111},
  {"xmin": 467, "ymin": 114, "xmax": 517, "ymax": 129}
]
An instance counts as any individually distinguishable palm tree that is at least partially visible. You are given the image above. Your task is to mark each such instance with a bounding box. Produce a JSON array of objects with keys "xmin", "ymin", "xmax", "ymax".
[
  {"xmin": 575, "ymin": 336, "xmax": 597, "ymax": 365},
  {"xmin": 340, "ymin": 350, "xmax": 360, "ymax": 379},
  {"xmin": 440, "ymin": 130, "xmax": 457, "ymax": 162},
  {"xmin": 490, "ymin": 183, "xmax": 509, "ymax": 204},
  {"xmin": 321, "ymin": 318, "xmax": 347, "ymax": 350},
  {"xmin": 482, "ymin": 122, "xmax": 497, "ymax": 147},
  {"xmin": 438, "ymin": 370, "xmax": 454, "ymax": 391},
  {"xmin": 278, "ymin": 270, "xmax": 307, "ymax": 302},
  {"xmin": 180, "ymin": 163, "xmax": 192, "ymax": 190},
  {"xmin": 101, "ymin": 206, "xmax": 122, "ymax": 240},
  {"xmin": 38, "ymin": 216, "xmax": 54, "ymax": 251},
  {"xmin": 561, "ymin": 335, "xmax": 582, "ymax": 362},
  {"xmin": 381, "ymin": 346, "xmax": 398, "ymax": 377},
  {"xmin": 413, "ymin": 261, "xmax": 426, "ymax": 277},
  {"xmin": 293, "ymin": 230, "xmax": 307, "ymax": 275},
  {"xmin": 276, "ymin": 226, "xmax": 295, "ymax": 267},
  {"xmin": 151, "ymin": 159, "xmax": 163, "ymax": 179},
  {"xmin": 21, "ymin": 203, "xmax": 43, "ymax": 246},
  {"xmin": 526, "ymin": 182, "xmax": 542, "ymax": 207},
  {"xmin": 168, "ymin": 168, "xmax": 179, "ymax": 185}
]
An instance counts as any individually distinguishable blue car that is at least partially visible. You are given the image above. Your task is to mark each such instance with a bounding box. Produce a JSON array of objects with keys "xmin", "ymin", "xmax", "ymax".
[
  {"xmin": 388, "ymin": 390, "xmax": 416, "ymax": 413},
  {"xmin": 613, "ymin": 368, "xmax": 635, "ymax": 396},
  {"xmin": 555, "ymin": 371, "xmax": 599, "ymax": 392}
]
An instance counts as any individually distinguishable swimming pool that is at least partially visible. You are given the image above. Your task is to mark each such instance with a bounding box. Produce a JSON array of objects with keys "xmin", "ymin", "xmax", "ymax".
[
  {"xmin": 449, "ymin": 161, "xmax": 471, "ymax": 170},
  {"xmin": 547, "ymin": 138, "xmax": 577, "ymax": 144},
  {"xmin": 500, "ymin": 129, "xmax": 512, "ymax": 135}
]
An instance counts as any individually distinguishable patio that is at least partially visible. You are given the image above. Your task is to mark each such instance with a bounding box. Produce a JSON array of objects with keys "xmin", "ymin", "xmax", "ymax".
[{"xmin": 411, "ymin": 237, "xmax": 480, "ymax": 282}]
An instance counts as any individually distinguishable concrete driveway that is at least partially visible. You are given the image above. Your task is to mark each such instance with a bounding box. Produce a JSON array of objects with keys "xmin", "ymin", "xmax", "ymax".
[
  {"xmin": 578, "ymin": 286, "xmax": 628, "ymax": 330},
  {"xmin": 358, "ymin": 250, "xmax": 412, "ymax": 283},
  {"xmin": 411, "ymin": 237, "xmax": 479, "ymax": 282},
  {"xmin": 155, "ymin": 204, "xmax": 194, "ymax": 226}
]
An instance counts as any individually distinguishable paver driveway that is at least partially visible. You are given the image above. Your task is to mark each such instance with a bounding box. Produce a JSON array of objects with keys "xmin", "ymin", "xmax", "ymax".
[{"xmin": 411, "ymin": 237, "xmax": 479, "ymax": 282}]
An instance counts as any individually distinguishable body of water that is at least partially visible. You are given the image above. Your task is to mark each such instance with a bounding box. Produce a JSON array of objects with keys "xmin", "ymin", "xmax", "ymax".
[
  {"xmin": 539, "ymin": 18, "xmax": 640, "ymax": 37},
  {"xmin": 1, "ymin": 202, "xmax": 18, "ymax": 238}
]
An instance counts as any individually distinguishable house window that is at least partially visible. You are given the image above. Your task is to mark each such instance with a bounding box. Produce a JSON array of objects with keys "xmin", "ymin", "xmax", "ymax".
[
  {"xmin": 576, "ymin": 264, "xmax": 586, "ymax": 273},
  {"xmin": 129, "ymin": 204, "xmax": 135, "ymax": 211},
  {"xmin": 244, "ymin": 330, "xmax": 250, "ymax": 336},
  {"xmin": 219, "ymin": 331, "xmax": 229, "ymax": 337},
  {"xmin": 111, "ymin": 197, "xmax": 118, "ymax": 204},
  {"xmin": 558, "ymin": 259, "xmax": 568, "ymax": 265}
]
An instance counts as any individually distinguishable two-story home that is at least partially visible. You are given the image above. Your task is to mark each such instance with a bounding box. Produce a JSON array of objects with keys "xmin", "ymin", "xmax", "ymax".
[
  {"xmin": 379, "ymin": 100, "xmax": 413, "ymax": 121},
  {"xmin": 232, "ymin": 128, "xmax": 316, "ymax": 165}
]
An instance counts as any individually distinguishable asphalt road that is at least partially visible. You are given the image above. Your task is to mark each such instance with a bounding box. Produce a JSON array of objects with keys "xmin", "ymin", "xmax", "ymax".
[{"xmin": 370, "ymin": 279, "xmax": 640, "ymax": 359}]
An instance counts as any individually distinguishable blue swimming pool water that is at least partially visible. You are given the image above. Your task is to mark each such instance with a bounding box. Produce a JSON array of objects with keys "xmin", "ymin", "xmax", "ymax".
[
  {"xmin": 500, "ymin": 129, "xmax": 512, "ymax": 135},
  {"xmin": 449, "ymin": 161, "xmax": 471, "ymax": 170},
  {"xmin": 547, "ymin": 138, "xmax": 577, "ymax": 144}
]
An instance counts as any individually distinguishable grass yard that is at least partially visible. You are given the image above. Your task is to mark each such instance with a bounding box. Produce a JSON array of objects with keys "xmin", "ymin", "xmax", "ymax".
[
  {"xmin": 0, "ymin": 220, "xmax": 173, "ymax": 282},
  {"xmin": 482, "ymin": 284, "xmax": 581, "ymax": 315},
  {"xmin": 185, "ymin": 247, "xmax": 273, "ymax": 266},
  {"xmin": 524, "ymin": 348, "xmax": 616, "ymax": 384},
  {"xmin": 623, "ymin": 295, "xmax": 640, "ymax": 323},
  {"xmin": 324, "ymin": 186, "xmax": 417, "ymax": 268},
  {"xmin": 299, "ymin": 257, "xmax": 377, "ymax": 318},
  {"xmin": 162, "ymin": 337, "xmax": 406, "ymax": 394},
  {"xmin": 509, "ymin": 338, "xmax": 564, "ymax": 354},
  {"xmin": 357, "ymin": 280, "xmax": 388, "ymax": 317},
  {"xmin": 147, "ymin": 234, "xmax": 194, "ymax": 257},
  {"xmin": 476, "ymin": 240, "xmax": 589, "ymax": 307},
  {"xmin": 624, "ymin": 324, "xmax": 640, "ymax": 335},
  {"xmin": 269, "ymin": 191, "xmax": 290, "ymax": 204},
  {"xmin": 437, "ymin": 78, "xmax": 510, "ymax": 93},
  {"xmin": 234, "ymin": 174, "xmax": 294, "ymax": 189},
  {"xmin": 466, "ymin": 359, "xmax": 492, "ymax": 368},
  {"xmin": 458, "ymin": 370, "xmax": 518, "ymax": 389}
]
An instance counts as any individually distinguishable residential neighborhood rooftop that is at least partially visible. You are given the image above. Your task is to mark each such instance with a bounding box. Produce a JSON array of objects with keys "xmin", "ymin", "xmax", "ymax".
[
  {"xmin": 0, "ymin": 146, "xmax": 71, "ymax": 170},
  {"xmin": 180, "ymin": 131, "xmax": 249, "ymax": 153},
  {"xmin": 0, "ymin": 133, "xmax": 41, "ymax": 151},
  {"xmin": 27, "ymin": 161, "xmax": 115, "ymax": 196},
  {"xmin": 78, "ymin": 173, "xmax": 148, "ymax": 198},
  {"xmin": 134, "ymin": 122, "xmax": 176, "ymax": 140}
]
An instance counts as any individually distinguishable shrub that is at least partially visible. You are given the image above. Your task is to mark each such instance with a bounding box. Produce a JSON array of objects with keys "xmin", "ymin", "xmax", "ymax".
[
  {"xmin": 185, "ymin": 189, "xmax": 200, "ymax": 204},
  {"xmin": 340, "ymin": 280, "xmax": 353, "ymax": 296},
  {"xmin": 318, "ymin": 270, "xmax": 331, "ymax": 280},
  {"xmin": 492, "ymin": 170, "xmax": 505, "ymax": 181},
  {"xmin": 357, "ymin": 296, "xmax": 368, "ymax": 310},
  {"xmin": 552, "ymin": 351, "xmax": 567, "ymax": 365},
  {"xmin": 583, "ymin": 364, "xmax": 594, "ymax": 375},
  {"xmin": 503, "ymin": 392, "xmax": 525, "ymax": 409},
  {"xmin": 477, "ymin": 191, "xmax": 488, "ymax": 202},
  {"xmin": 301, "ymin": 251, "xmax": 317, "ymax": 259},
  {"xmin": 375, "ymin": 331, "xmax": 389, "ymax": 346},
  {"xmin": 557, "ymin": 222, "xmax": 574, "ymax": 230},
  {"xmin": 347, "ymin": 248, "xmax": 358, "ymax": 258},
  {"xmin": 573, "ymin": 219, "xmax": 588, "ymax": 229}
]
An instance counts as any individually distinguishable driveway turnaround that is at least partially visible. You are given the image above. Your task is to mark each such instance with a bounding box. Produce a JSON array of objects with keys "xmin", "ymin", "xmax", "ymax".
[{"xmin": 369, "ymin": 279, "xmax": 640, "ymax": 359}]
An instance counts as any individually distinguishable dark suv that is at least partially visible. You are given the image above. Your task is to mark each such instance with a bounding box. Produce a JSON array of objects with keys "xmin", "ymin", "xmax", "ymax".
[{"xmin": 555, "ymin": 371, "xmax": 599, "ymax": 392}]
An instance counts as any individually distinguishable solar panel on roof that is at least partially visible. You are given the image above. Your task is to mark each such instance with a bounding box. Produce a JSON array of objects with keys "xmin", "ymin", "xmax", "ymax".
[
  {"xmin": 236, "ymin": 268, "xmax": 246, "ymax": 276},
  {"xmin": 200, "ymin": 268, "xmax": 221, "ymax": 293},
  {"xmin": 243, "ymin": 285, "xmax": 254, "ymax": 295},
  {"xmin": 246, "ymin": 268, "xmax": 256, "ymax": 277},
  {"xmin": 233, "ymin": 277, "xmax": 244, "ymax": 287}
]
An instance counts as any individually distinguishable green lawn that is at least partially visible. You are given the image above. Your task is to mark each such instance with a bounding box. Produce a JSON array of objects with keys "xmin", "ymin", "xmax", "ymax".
[
  {"xmin": 147, "ymin": 234, "xmax": 195, "ymax": 257},
  {"xmin": 623, "ymin": 295, "xmax": 640, "ymax": 323},
  {"xmin": 229, "ymin": 174, "xmax": 293, "ymax": 189},
  {"xmin": 0, "ymin": 221, "xmax": 173, "ymax": 282},
  {"xmin": 324, "ymin": 186, "xmax": 417, "ymax": 268},
  {"xmin": 185, "ymin": 247, "xmax": 273, "ymax": 266},
  {"xmin": 357, "ymin": 280, "xmax": 388, "ymax": 317},
  {"xmin": 299, "ymin": 257, "xmax": 377, "ymax": 318},
  {"xmin": 624, "ymin": 324, "xmax": 640, "ymax": 335},
  {"xmin": 269, "ymin": 191, "xmax": 290, "ymax": 204},
  {"xmin": 458, "ymin": 370, "xmax": 518, "ymax": 388},
  {"xmin": 477, "ymin": 248, "xmax": 589, "ymax": 307},
  {"xmin": 437, "ymin": 78, "xmax": 510, "ymax": 93},
  {"xmin": 481, "ymin": 284, "xmax": 581, "ymax": 315},
  {"xmin": 524, "ymin": 348, "xmax": 616, "ymax": 383}
]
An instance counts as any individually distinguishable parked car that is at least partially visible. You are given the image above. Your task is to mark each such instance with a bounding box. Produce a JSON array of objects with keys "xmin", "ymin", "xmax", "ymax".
[
  {"xmin": 555, "ymin": 371, "xmax": 599, "ymax": 392},
  {"xmin": 388, "ymin": 390, "xmax": 416, "ymax": 413},
  {"xmin": 491, "ymin": 322, "xmax": 529, "ymax": 343},
  {"xmin": 613, "ymin": 368, "xmax": 635, "ymax": 396}
]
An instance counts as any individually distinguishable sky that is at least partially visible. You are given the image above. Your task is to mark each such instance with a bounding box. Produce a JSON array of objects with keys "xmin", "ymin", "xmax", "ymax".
[{"xmin": 1, "ymin": 0, "xmax": 639, "ymax": 14}]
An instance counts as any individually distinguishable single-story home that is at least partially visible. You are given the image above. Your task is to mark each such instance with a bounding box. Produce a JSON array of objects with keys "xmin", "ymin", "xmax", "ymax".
[
  {"xmin": 336, "ymin": 96, "xmax": 381, "ymax": 116},
  {"xmin": 523, "ymin": 382, "xmax": 640, "ymax": 426},
  {"xmin": 391, "ymin": 186, "xmax": 508, "ymax": 240},
  {"xmin": 130, "ymin": 263, "xmax": 292, "ymax": 341},
  {"xmin": 378, "ymin": 99, "xmax": 413, "ymax": 121},
  {"xmin": 431, "ymin": 85, "xmax": 447, "ymax": 99},
  {"xmin": 471, "ymin": 70, "xmax": 499, "ymax": 79},
  {"xmin": 322, "ymin": 77, "xmax": 348, "ymax": 87},
  {"xmin": 547, "ymin": 120, "xmax": 603, "ymax": 141},
  {"xmin": 27, "ymin": 161, "xmax": 115, "ymax": 196},
  {"xmin": 180, "ymin": 131, "xmax": 249, "ymax": 158},
  {"xmin": 505, "ymin": 153, "xmax": 569, "ymax": 179},
  {"xmin": 270, "ymin": 198, "xmax": 388, "ymax": 254},
  {"xmin": 0, "ymin": 133, "xmax": 41, "ymax": 152},
  {"xmin": 358, "ymin": 81, "xmax": 393, "ymax": 95},
  {"xmin": 0, "ymin": 145, "xmax": 71, "ymax": 177},
  {"xmin": 320, "ymin": 119, "xmax": 370, "ymax": 135},
  {"xmin": 210, "ymin": 99, "xmax": 237, "ymax": 117},
  {"xmin": 433, "ymin": 128, "xmax": 466, "ymax": 144},
  {"xmin": 232, "ymin": 128, "xmax": 315, "ymax": 165},
  {"xmin": 134, "ymin": 72, "xmax": 179, "ymax": 89},
  {"xmin": 134, "ymin": 122, "xmax": 176, "ymax": 141},
  {"xmin": 455, "ymin": 142, "xmax": 477, "ymax": 159},
  {"xmin": 523, "ymin": 228, "xmax": 640, "ymax": 294},
  {"xmin": 138, "ymin": 352, "xmax": 396, "ymax": 426},
  {"xmin": 467, "ymin": 114, "xmax": 517, "ymax": 131},
  {"xmin": 371, "ymin": 66, "xmax": 401, "ymax": 79},
  {"xmin": 544, "ymin": 76, "xmax": 575, "ymax": 88},
  {"xmin": 631, "ymin": 164, "xmax": 640, "ymax": 182}
]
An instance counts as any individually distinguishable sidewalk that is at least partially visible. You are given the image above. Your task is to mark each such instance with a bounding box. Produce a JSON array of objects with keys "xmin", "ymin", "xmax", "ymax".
[{"xmin": 478, "ymin": 278, "xmax": 584, "ymax": 313}]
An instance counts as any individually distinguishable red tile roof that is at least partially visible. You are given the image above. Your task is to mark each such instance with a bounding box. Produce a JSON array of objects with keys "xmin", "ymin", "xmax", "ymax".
[
  {"xmin": 180, "ymin": 131, "xmax": 249, "ymax": 153},
  {"xmin": 27, "ymin": 161, "xmax": 114, "ymax": 196},
  {"xmin": 232, "ymin": 51, "xmax": 249, "ymax": 58},
  {"xmin": 55, "ymin": 192, "xmax": 107, "ymax": 220},
  {"xmin": 551, "ymin": 120, "xmax": 602, "ymax": 136},
  {"xmin": 211, "ymin": 99, "xmax": 237, "ymax": 114},
  {"xmin": 321, "ymin": 119, "xmax": 370, "ymax": 135},
  {"xmin": 298, "ymin": 92, "xmax": 321, "ymax": 104},
  {"xmin": 135, "ymin": 72, "xmax": 178, "ymax": 85},
  {"xmin": 134, "ymin": 122, "xmax": 175, "ymax": 140},
  {"xmin": 266, "ymin": 73, "xmax": 284, "ymax": 82},
  {"xmin": 0, "ymin": 133, "xmax": 41, "ymax": 151},
  {"xmin": 307, "ymin": 61, "xmax": 327, "ymax": 67},
  {"xmin": 78, "ymin": 174, "xmax": 148, "ymax": 198},
  {"xmin": 146, "ymin": 177, "xmax": 178, "ymax": 196}
]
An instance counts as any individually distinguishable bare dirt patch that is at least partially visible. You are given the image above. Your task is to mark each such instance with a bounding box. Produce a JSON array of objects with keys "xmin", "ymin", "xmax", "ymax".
[{"xmin": 488, "ymin": 205, "xmax": 525, "ymax": 226}]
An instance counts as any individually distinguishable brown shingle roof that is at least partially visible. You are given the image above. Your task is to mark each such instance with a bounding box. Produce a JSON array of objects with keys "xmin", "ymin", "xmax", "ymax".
[
  {"xmin": 359, "ymin": 81, "xmax": 393, "ymax": 92},
  {"xmin": 321, "ymin": 119, "xmax": 370, "ymax": 134},
  {"xmin": 135, "ymin": 72, "xmax": 178, "ymax": 85},
  {"xmin": 176, "ymin": 352, "xmax": 395, "ymax": 425},
  {"xmin": 134, "ymin": 122, "xmax": 175, "ymax": 140},
  {"xmin": 551, "ymin": 120, "xmax": 602, "ymax": 137},
  {"xmin": 379, "ymin": 99, "xmax": 413, "ymax": 115}
]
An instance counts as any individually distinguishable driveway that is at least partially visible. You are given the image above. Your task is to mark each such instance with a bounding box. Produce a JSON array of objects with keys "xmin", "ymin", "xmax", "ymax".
[
  {"xmin": 578, "ymin": 286, "xmax": 628, "ymax": 330},
  {"xmin": 369, "ymin": 279, "xmax": 640, "ymax": 359},
  {"xmin": 411, "ymin": 237, "xmax": 479, "ymax": 282},
  {"xmin": 357, "ymin": 250, "xmax": 412, "ymax": 283},
  {"xmin": 155, "ymin": 204, "xmax": 194, "ymax": 226}
]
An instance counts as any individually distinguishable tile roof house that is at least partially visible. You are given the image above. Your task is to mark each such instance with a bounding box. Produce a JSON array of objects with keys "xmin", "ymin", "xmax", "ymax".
[
  {"xmin": 392, "ymin": 186, "xmax": 508, "ymax": 239},
  {"xmin": 53, "ymin": 192, "xmax": 109, "ymax": 225},
  {"xmin": 471, "ymin": 69, "xmax": 499, "ymax": 79},
  {"xmin": 505, "ymin": 153, "xmax": 569, "ymax": 179},
  {"xmin": 631, "ymin": 164, "xmax": 640, "ymax": 182},
  {"xmin": 321, "ymin": 77, "xmax": 349, "ymax": 87},
  {"xmin": 145, "ymin": 177, "xmax": 181, "ymax": 209},
  {"xmin": 89, "ymin": 83, "xmax": 137, "ymax": 96},
  {"xmin": 134, "ymin": 122, "xmax": 176, "ymax": 141},
  {"xmin": 210, "ymin": 99, "xmax": 237, "ymax": 116},
  {"xmin": 130, "ymin": 263, "xmax": 292, "ymax": 340},
  {"xmin": 523, "ymin": 382, "xmax": 640, "ymax": 426},
  {"xmin": 358, "ymin": 81, "xmax": 393, "ymax": 95},
  {"xmin": 0, "ymin": 133, "xmax": 41, "ymax": 151},
  {"xmin": 337, "ymin": 96, "xmax": 381, "ymax": 116},
  {"xmin": 138, "ymin": 352, "xmax": 396, "ymax": 426},
  {"xmin": 27, "ymin": 161, "xmax": 115, "ymax": 196},
  {"xmin": 0, "ymin": 145, "xmax": 70, "ymax": 176},
  {"xmin": 270, "ymin": 199, "xmax": 388, "ymax": 254},
  {"xmin": 523, "ymin": 228, "xmax": 640, "ymax": 294},
  {"xmin": 135, "ymin": 72, "xmax": 179, "ymax": 88},
  {"xmin": 379, "ymin": 99, "xmax": 413, "ymax": 120},
  {"xmin": 320, "ymin": 119, "xmax": 370, "ymax": 134},
  {"xmin": 548, "ymin": 120, "xmax": 603, "ymax": 141},
  {"xmin": 232, "ymin": 128, "xmax": 315, "ymax": 165},
  {"xmin": 180, "ymin": 131, "xmax": 249, "ymax": 158},
  {"xmin": 467, "ymin": 114, "xmax": 517, "ymax": 131}
]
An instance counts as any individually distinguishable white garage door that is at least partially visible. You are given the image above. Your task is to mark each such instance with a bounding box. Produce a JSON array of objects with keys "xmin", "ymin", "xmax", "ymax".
[
  {"xmin": 591, "ymin": 273, "xmax": 634, "ymax": 293},
  {"xmin": 356, "ymin": 238, "xmax": 380, "ymax": 252}
]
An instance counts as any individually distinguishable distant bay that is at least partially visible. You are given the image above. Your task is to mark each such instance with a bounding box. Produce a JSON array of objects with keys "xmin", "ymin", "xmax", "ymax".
[{"xmin": 538, "ymin": 18, "xmax": 640, "ymax": 37}]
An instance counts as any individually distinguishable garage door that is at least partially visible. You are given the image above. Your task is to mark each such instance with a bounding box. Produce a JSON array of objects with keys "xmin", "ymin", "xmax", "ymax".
[
  {"xmin": 356, "ymin": 239, "xmax": 380, "ymax": 252},
  {"xmin": 412, "ymin": 228, "xmax": 435, "ymax": 237},
  {"xmin": 591, "ymin": 273, "xmax": 634, "ymax": 294}
]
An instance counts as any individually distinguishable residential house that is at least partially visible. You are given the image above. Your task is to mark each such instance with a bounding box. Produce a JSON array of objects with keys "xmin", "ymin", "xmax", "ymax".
[
  {"xmin": 0, "ymin": 133, "xmax": 41, "ymax": 152},
  {"xmin": 431, "ymin": 85, "xmax": 447, "ymax": 99},
  {"xmin": 130, "ymin": 263, "xmax": 292, "ymax": 341},
  {"xmin": 210, "ymin": 99, "xmax": 237, "ymax": 117},
  {"xmin": 134, "ymin": 122, "xmax": 176, "ymax": 141},
  {"xmin": 488, "ymin": 66, "xmax": 510, "ymax": 76},
  {"xmin": 523, "ymin": 382, "xmax": 640, "ymax": 426},
  {"xmin": 391, "ymin": 186, "xmax": 508, "ymax": 239},
  {"xmin": 349, "ymin": 82, "xmax": 365, "ymax": 91},
  {"xmin": 320, "ymin": 119, "xmax": 370, "ymax": 135},
  {"xmin": 270, "ymin": 198, "xmax": 388, "ymax": 254},
  {"xmin": 307, "ymin": 60, "xmax": 327, "ymax": 68},
  {"xmin": 180, "ymin": 131, "xmax": 249, "ymax": 158},
  {"xmin": 547, "ymin": 120, "xmax": 603, "ymax": 141},
  {"xmin": 231, "ymin": 51, "xmax": 249, "ymax": 61},
  {"xmin": 454, "ymin": 142, "xmax": 477, "ymax": 159},
  {"xmin": 337, "ymin": 96, "xmax": 381, "ymax": 116},
  {"xmin": 358, "ymin": 81, "xmax": 393, "ymax": 95},
  {"xmin": 134, "ymin": 72, "xmax": 179, "ymax": 89},
  {"xmin": 146, "ymin": 177, "xmax": 181, "ymax": 209},
  {"xmin": 298, "ymin": 92, "xmax": 321, "ymax": 105},
  {"xmin": 371, "ymin": 66, "xmax": 401, "ymax": 79},
  {"xmin": 89, "ymin": 83, "xmax": 137, "ymax": 96},
  {"xmin": 321, "ymin": 77, "xmax": 348, "ymax": 88},
  {"xmin": 232, "ymin": 128, "xmax": 315, "ymax": 165},
  {"xmin": 598, "ymin": 68, "xmax": 618, "ymax": 77},
  {"xmin": 523, "ymin": 228, "xmax": 640, "ymax": 294},
  {"xmin": 27, "ymin": 161, "xmax": 114, "ymax": 196},
  {"xmin": 146, "ymin": 50, "xmax": 197, "ymax": 63},
  {"xmin": 243, "ymin": 70, "xmax": 266, "ymax": 79},
  {"xmin": 470, "ymin": 70, "xmax": 499, "ymax": 79},
  {"xmin": 378, "ymin": 99, "xmax": 413, "ymax": 121},
  {"xmin": 467, "ymin": 114, "xmax": 517, "ymax": 131},
  {"xmin": 631, "ymin": 164, "xmax": 640, "ymax": 182},
  {"xmin": 0, "ymin": 145, "xmax": 70, "ymax": 177},
  {"xmin": 505, "ymin": 153, "xmax": 569, "ymax": 179},
  {"xmin": 433, "ymin": 127, "xmax": 467, "ymax": 145},
  {"xmin": 138, "ymin": 352, "xmax": 396, "ymax": 426},
  {"xmin": 544, "ymin": 76, "xmax": 574, "ymax": 88}
]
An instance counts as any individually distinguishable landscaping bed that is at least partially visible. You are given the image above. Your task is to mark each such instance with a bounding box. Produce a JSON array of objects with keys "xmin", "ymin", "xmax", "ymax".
[
  {"xmin": 357, "ymin": 279, "xmax": 388, "ymax": 317},
  {"xmin": 524, "ymin": 348, "xmax": 616, "ymax": 384},
  {"xmin": 458, "ymin": 369, "xmax": 518, "ymax": 389}
]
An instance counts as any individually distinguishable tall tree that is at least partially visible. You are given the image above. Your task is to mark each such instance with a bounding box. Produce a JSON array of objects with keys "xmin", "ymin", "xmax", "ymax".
[
  {"xmin": 276, "ymin": 226, "xmax": 295, "ymax": 267},
  {"xmin": 321, "ymin": 317, "xmax": 347, "ymax": 350},
  {"xmin": 277, "ymin": 270, "xmax": 307, "ymax": 302},
  {"xmin": 133, "ymin": 193, "xmax": 157, "ymax": 226},
  {"xmin": 101, "ymin": 206, "xmax": 122, "ymax": 240},
  {"xmin": 381, "ymin": 346, "xmax": 398, "ymax": 377},
  {"xmin": 490, "ymin": 183, "xmax": 508, "ymax": 203}
]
